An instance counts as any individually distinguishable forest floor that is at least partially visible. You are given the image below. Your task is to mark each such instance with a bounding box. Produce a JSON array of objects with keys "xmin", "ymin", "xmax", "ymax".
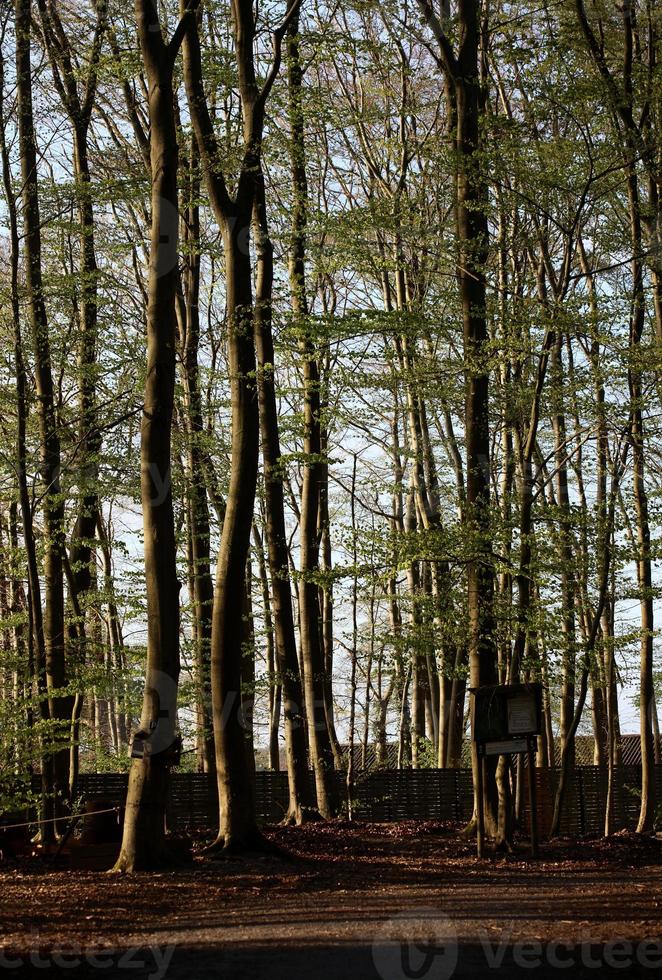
[{"xmin": 2, "ymin": 821, "xmax": 662, "ymax": 978}]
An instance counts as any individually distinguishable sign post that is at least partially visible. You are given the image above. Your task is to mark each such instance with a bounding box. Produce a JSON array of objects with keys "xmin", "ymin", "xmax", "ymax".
[
  {"xmin": 476, "ymin": 754, "xmax": 485, "ymax": 859},
  {"xmin": 470, "ymin": 683, "xmax": 543, "ymax": 857},
  {"xmin": 527, "ymin": 742, "xmax": 538, "ymax": 857}
]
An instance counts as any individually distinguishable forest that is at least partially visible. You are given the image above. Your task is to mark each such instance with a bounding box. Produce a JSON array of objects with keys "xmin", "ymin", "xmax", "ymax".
[{"xmin": 1, "ymin": 0, "xmax": 662, "ymax": 894}]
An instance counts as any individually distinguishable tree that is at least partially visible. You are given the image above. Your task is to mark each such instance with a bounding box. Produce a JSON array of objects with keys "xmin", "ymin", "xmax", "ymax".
[
  {"xmin": 15, "ymin": 0, "xmax": 69, "ymax": 832},
  {"xmin": 253, "ymin": 160, "xmax": 316, "ymax": 823},
  {"xmin": 176, "ymin": 134, "xmax": 215, "ymax": 775},
  {"xmin": 182, "ymin": 0, "xmax": 300, "ymax": 851},
  {"xmin": 114, "ymin": 0, "xmax": 198, "ymax": 873},
  {"xmin": 415, "ymin": 0, "xmax": 507, "ymax": 845},
  {"xmin": 287, "ymin": 8, "xmax": 338, "ymax": 818},
  {"xmin": 36, "ymin": 0, "xmax": 108, "ymax": 794}
]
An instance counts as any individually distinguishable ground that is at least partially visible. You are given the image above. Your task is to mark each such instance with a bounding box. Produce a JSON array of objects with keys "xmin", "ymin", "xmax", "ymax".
[{"xmin": 3, "ymin": 822, "xmax": 662, "ymax": 978}]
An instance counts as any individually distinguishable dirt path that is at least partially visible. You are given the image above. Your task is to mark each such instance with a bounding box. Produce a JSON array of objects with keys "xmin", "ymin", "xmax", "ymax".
[{"xmin": 4, "ymin": 822, "xmax": 662, "ymax": 977}]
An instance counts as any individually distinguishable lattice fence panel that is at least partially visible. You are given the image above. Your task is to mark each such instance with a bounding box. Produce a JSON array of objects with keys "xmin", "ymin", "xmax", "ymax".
[{"xmin": 24, "ymin": 764, "xmax": 662, "ymax": 836}]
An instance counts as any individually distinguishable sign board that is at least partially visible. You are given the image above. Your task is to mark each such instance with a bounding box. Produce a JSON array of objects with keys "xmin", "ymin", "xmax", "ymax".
[
  {"xmin": 129, "ymin": 731, "xmax": 181, "ymax": 764},
  {"xmin": 472, "ymin": 683, "xmax": 542, "ymax": 746},
  {"xmin": 507, "ymin": 694, "xmax": 538, "ymax": 735},
  {"xmin": 130, "ymin": 735, "xmax": 151, "ymax": 760},
  {"xmin": 482, "ymin": 737, "xmax": 530, "ymax": 757}
]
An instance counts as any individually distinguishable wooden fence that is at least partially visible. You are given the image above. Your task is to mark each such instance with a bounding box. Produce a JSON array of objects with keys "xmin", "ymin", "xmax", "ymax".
[{"xmin": 60, "ymin": 764, "xmax": 661, "ymax": 838}]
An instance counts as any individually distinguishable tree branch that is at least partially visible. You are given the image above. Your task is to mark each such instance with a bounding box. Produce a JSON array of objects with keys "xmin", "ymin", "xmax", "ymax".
[
  {"xmin": 413, "ymin": 0, "xmax": 459, "ymax": 80},
  {"xmin": 181, "ymin": 0, "xmax": 233, "ymax": 217},
  {"xmin": 168, "ymin": 0, "xmax": 202, "ymax": 61},
  {"xmin": 256, "ymin": 0, "xmax": 303, "ymax": 114}
]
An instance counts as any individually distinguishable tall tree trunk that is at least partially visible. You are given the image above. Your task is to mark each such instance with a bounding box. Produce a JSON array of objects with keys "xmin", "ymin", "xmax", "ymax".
[
  {"xmin": 416, "ymin": 0, "xmax": 505, "ymax": 842},
  {"xmin": 177, "ymin": 136, "xmax": 215, "ymax": 775},
  {"xmin": 551, "ymin": 337, "xmax": 577, "ymax": 771},
  {"xmin": 16, "ymin": 0, "xmax": 69, "ymax": 825},
  {"xmin": 115, "ymin": 0, "xmax": 191, "ymax": 872},
  {"xmin": 346, "ymin": 453, "xmax": 359, "ymax": 816},
  {"xmin": 37, "ymin": 0, "xmax": 108, "ymax": 791},
  {"xmin": 183, "ymin": 0, "xmax": 297, "ymax": 848},
  {"xmin": 319, "ymin": 409, "xmax": 343, "ymax": 769},
  {"xmin": 625, "ymin": 162, "xmax": 656, "ymax": 832},
  {"xmin": 208, "ymin": 216, "xmax": 261, "ymax": 849},
  {"xmin": 252, "ymin": 524, "xmax": 281, "ymax": 772},
  {"xmin": 97, "ymin": 511, "xmax": 130, "ymax": 749},
  {"xmin": 287, "ymin": 12, "xmax": 337, "ymax": 817},
  {"xmin": 252, "ymin": 173, "xmax": 316, "ymax": 822},
  {"xmin": 0, "ymin": 27, "xmax": 42, "ymax": 797}
]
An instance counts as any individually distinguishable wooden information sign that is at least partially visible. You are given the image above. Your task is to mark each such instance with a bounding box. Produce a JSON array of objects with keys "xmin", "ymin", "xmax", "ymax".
[{"xmin": 470, "ymin": 682, "xmax": 543, "ymax": 859}]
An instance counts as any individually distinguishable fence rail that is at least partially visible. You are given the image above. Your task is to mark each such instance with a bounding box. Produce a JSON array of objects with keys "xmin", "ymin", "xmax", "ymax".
[{"xmin": 42, "ymin": 764, "xmax": 661, "ymax": 838}]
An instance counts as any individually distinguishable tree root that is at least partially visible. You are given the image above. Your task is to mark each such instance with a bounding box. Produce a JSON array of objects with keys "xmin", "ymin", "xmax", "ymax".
[
  {"xmin": 110, "ymin": 833, "xmax": 193, "ymax": 874},
  {"xmin": 203, "ymin": 829, "xmax": 293, "ymax": 862},
  {"xmin": 280, "ymin": 805, "xmax": 323, "ymax": 827},
  {"xmin": 460, "ymin": 814, "xmax": 477, "ymax": 838}
]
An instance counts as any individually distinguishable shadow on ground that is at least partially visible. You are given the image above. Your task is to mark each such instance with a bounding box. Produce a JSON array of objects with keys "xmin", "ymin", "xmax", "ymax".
[{"xmin": 3, "ymin": 941, "xmax": 662, "ymax": 979}]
